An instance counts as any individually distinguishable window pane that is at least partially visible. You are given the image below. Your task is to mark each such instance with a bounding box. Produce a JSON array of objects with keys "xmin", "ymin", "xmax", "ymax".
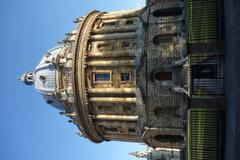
[
  {"xmin": 121, "ymin": 73, "xmax": 130, "ymax": 81},
  {"xmin": 192, "ymin": 64, "xmax": 217, "ymax": 79},
  {"xmin": 122, "ymin": 41, "xmax": 131, "ymax": 49},
  {"xmin": 95, "ymin": 73, "xmax": 110, "ymax": 81}
]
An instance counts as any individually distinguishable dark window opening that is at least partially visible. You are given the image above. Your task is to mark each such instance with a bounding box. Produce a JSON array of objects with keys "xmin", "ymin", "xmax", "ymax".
[
  {"xmin": 126, "ymin": 20, "xmax": 134, "ymax": 25},
  {"xmin": 97, "ymin": 106, "xmax": 105, "ymax": 111},
  {"xmin": 39, "ymin": 75, "xmax": 46, "ymax": 82},
  {"xmin": 153, "ymin": 7, "xmax": 182, "ymax": 17},
  {"xmin": 123, "ymin": 106, "xmax": 131, "ymax": 112},
  {"xmin": 153, "ymin": 33, "xmax": 177, "ymax": 45},
  {"xmin": 154, "ymin": 107, "xmax": 162, "ymax": 117},
  {"xmin": 155, "ymin": 71, "xmax": 172, "ymax": 81},
  {"xmin": 95, "ymin": 73, "xmax": 110, "ymax": 81},
  {"xmin": 105, "ymin": 127, "xmax": 118, "ymax": 132},
  {"xmin": 46, "ymin": 100, "xmax": 53, "ymax": 104},
  {"xmin": 121, "ymin": 73, "xmax": 131, "ymax": 81},
  {"xmin": 97, "ymin": 43, "xmax": 112, "ymax": 51},
  {"xmin": 132, "ymin": 42, "xmax": 136, "ymax": 48},
  {"xmin": 97, "ymin": 106, "xmax": 114, "ymax": 114},
  {"xmin": 128, "ymin": 128, "xmax": 136, "ymax": 133},
  {"xmin": 122, "ymin": 41, "xmax": 131, "ymax": 49},
  {"xmin": 192, "ymin": 64, "xmax": 217, "ymax": 79},
  {"xmin": 102, "ymin": 21, "xmax": 117, "ymax": 27},
  {"xmin": 154, "ymin": 134, "xmax": 184, "ymax": 143}
]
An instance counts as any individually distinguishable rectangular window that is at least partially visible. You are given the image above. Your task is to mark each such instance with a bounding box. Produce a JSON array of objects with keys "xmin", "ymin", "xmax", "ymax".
[
  {"xmin": 122, "ymin": 41, "xmax": 131, "ymax": 49},
  {"xmin": 102, "ymin": 21, "xmax": 117, "ymax": 27},
  {"xmin": 192, "ymin": 64, "xmax": 217, "ymax": 79},
  {"xmin": 126, "ymin": 20, "xmax": 134, "ymax": 25},
  {"xmin": 93, "ymin": 70, "xmax": 112, "ymax": 84},
  {"xmin": 121, "ymin": 72, "xmax": 131, "ymax": 82},
  {"xmin": 95, "ymin": 73, "xmax": 110, "ymax": 81},
  {"xmin": 105, "ymin": 127, "xmax": 118, "ymax": 132},
  {"xmin": 128, "ymin": 128, "xmax": 136, "ymax": 133},
  {"xmin": 97, "ymin": 106, "xmax": 114, "ymax": 114},
  {"xmin": 123, "ymin": 106, "xmax": 131, "ymax": 112},
  {"xmin": 97, "ymin": 43, "xmax": 113, "ymax": 51}
]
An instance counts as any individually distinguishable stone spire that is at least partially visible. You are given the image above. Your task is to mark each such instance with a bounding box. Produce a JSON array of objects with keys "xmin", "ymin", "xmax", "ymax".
[{"xmin": 128, "ymin": 151, "xmax": 149, "ymax": 158}]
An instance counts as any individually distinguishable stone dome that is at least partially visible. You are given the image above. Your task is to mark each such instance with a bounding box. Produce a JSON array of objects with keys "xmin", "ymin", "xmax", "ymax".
[{"xmin": 19, "ymin": 45, "xmax": 65, "ymax": 110}]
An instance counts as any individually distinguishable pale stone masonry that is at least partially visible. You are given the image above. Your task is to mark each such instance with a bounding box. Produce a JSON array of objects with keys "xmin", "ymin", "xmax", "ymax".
[
  {"xmin": 19, "ymin": 0, "xmax": 188, "ymax": 149},
  {"xmin": 19, "ymin": 0, "xmax": 229, "ymax": 159}
]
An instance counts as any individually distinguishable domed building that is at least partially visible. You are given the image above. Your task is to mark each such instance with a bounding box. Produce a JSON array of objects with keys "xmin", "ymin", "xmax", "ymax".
[
  {"xmin": 19, "ymin": 0, "xmax": 226, "ymax": 159},
  {"xmin": 19, "ymin": 46, "xmax": 67, "ymax": 110}
]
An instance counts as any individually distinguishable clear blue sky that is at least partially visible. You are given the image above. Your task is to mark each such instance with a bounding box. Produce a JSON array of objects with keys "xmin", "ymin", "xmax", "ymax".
[{"xmin": 0, "ymin": 0, "xmax": 146, "ymax": 160}]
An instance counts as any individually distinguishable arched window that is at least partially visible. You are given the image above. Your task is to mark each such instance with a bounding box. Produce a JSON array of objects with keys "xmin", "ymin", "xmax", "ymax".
[
  {"xmin": 152, "ymin": 33, "xmax": 177, "ymax": 45},
  {"xmin": 154, "ymin": 71, "xmax": 172, "ymax": 81}
]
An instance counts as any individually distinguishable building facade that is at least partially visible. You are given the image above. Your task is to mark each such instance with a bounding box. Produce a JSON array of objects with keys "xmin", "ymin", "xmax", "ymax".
[
  {"xmin": 19, "ymin": 0, "xmax": 226, "ymax": 159},
  {"xmin": 129, "ymin": 147, "xmax": 182, "ymax": 160}
]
